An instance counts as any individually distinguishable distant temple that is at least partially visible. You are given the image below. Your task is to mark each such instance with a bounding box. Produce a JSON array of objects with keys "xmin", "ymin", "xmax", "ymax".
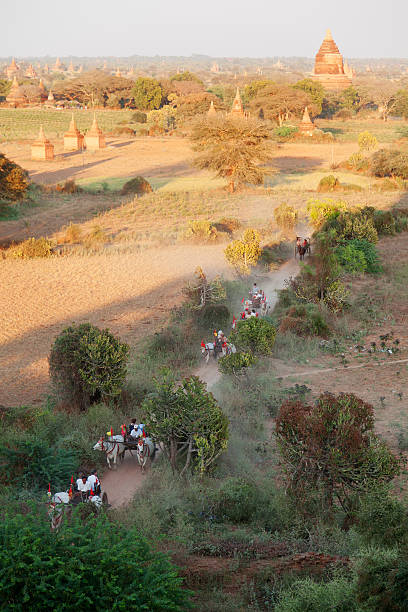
[
  {"xmin": 207, "ymin": 100, "xmax": 216, "ymax": 116},
  {"xmin": 85, "ymin": 114, "xmax": 105, "ymax": 150},
  {"xmin": 6, "ymin": 76, "xmax": 26, "ymax": 107},
  {"xmin": 6, "ymin": 58, "xmax": 20, "ymax": 80},
  {"xmin": 230, "ymin": 88, "xmax": 244, "ymax": 116},
  {"xmin": 25, "ymin": 64, "xmax": 37, "ymax": 79},
  {"xmin": 312, "ymin": 29, "xmax": 353, "ymax": 91},
  {"xmin": 31, "ymin": 126, "xmax": 54, "ymax": 160},
  {"xmin": 299, "ymin": 107, "xmax": 315, "ymax": 136}
]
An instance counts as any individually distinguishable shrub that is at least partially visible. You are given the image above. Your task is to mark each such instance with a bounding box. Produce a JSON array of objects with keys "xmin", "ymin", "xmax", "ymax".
[
  {"xmin": 55, "ymin": 179, "xmax": 82, "ymax": 193},
  {"xmin": 272, "ymin": 125, "xmax": 299, "ymax": 141},
  {"xmin": 49, "ymin": 323, "xmax": 129, "ymax": 410},
  {"xmin": 373, "ymin": 209, "xmax": 396, "ymax": 235},
  {"xmin": 6, "ymin": 236, "xmax": 52, "ymax": 259},
  {"xmin": 185, "ymin": 219, "xmax": 218, "ymax": 242},
  {"xmin": 323, "ymin": 280, "xmax": 350, "ymax": 313},
  {"xmin": 370, "ymin": 148, "xmax": 408, "ymax": 179},
  {"xmin": 306, "ymin": 198, "xmax": 347, "ymax": 229},
  {"xmin": 120, "ymin": 176, "xmax": 152, "ymax": 196},
  {"xmin": 231, "ymin": 317, "xmax": 277, "ymax": 355},
  {"xmin": 132, "ymin": 111, "xmax": 147, "ymax": 123},
  {"xmin": 218, "ymin": 351, "xmax": 257, "ymax": 374},
  {"xmin": 334, "ymin": 108, "xmax": 353, "ymax": 120},
  {"xmin": 355, "ymin": 548, "xmax": 408, "ymax": 612},
  {"xmin": 224, "ymin": 228, "xmax": 262, "ymax": 275},
  {"xmin": 335, "ymin": 243, "xmax": 367, "ymax": 274},
  {"xmin": 317, "ymin": 175, "xmax": 341, "ymax": 193},
  {"xmin": 214, "ymin": 217, "xmax": 241, "ymax": 234},
  {"xmin": 63, "ymin": 222, "xmax": 82, "ymax": 244},
  {"xmin": 358, "ymin": 130, "xmax": 378, "ymax": 152},
  {"xmin": 83, "ymin": 225, "xmax": 108, "ymax": 248},
  {"xmin": 215, "ymin": 478, "xmax": 259, "ymax": 523},
  {"xmin": 274, "ymin": 202, "xmax": 298, "ymax": 230},
  {"xmin": 276, "ymin": 576, "xmax": 358, "ymax": 612},
  {"xmin": 355, "ymin": 487, "xmax": 408, "ymax": 546},
  {"xmin": 112, "ymin": 126, "xmax": 135, "ymax": 136},
  {"xmin": 330, "ymin": 210, "xmax": 378, "ymax": 244},
  {"xmin": 0, "ymin": 510, "xmax": 189, "ymax": 610},
  {"xmin": 348, "ymin": 151, "xmax": 369, "ymax": 171},
  {"xmin": 279, "ymin": 304, "xmax": 330, "ymax": 337},
  {"xmin": 200, "ymin": 303, "xmax": 231, "ymax": 329},
  {"xmin": 0, "ymin": 153, "xmax": 29, "ymax": 201}
]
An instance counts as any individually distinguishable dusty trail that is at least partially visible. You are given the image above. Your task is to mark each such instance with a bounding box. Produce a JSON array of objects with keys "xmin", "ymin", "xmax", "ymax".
[
  {"xmin": 197, "ymin": 258, "xmax": 299, "ymax": 390},
  {"xmin": 100, "ymin": 258, "xmax": 299, "ymax": 507}
]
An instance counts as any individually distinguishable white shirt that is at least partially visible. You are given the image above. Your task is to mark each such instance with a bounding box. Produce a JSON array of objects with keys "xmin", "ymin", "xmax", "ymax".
[
  {"xmin": 130, "ymin": 424, "xmax": 145, "ymax": 438},
  {"xmin": 87, "ymin": 474, "xmax": 99, "ymax": 491},
  {"xmin": 77, "ymin": 479, "xmax": 90, "ymax": 492}
]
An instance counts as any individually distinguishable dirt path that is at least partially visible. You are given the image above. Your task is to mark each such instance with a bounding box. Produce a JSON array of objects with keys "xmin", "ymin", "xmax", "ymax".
[
  {"xmin": 196, "ymin": 258, "xmax": 299, "ymax": 390},
  {"xmin": 100, "ymin": 452, "xmax": 146, "ymax": 509}
]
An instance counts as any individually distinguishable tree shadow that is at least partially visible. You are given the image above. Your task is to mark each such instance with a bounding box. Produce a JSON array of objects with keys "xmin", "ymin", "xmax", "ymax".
[{"xmin": 29, "ymin": 158, "xmax": 115, "ymax": 184}]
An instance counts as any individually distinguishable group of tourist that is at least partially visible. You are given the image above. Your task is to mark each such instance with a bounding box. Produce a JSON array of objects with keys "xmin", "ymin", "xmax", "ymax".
[{"xmin": 75, "ymin": 469, "xmax": 101, "ymax": 499}]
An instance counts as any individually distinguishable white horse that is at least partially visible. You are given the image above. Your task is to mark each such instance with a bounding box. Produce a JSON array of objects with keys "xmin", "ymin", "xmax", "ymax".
[
  {"xmin": 136, "ymin": 437, "xmax": 155, "ymax": 472},
  {"xmin": 93, "ymin": 435, "xmax": 126, "ymax": 469},
  {"xmin": 201, "ymin": 342, "xmax": 236, "ymax": 364},
  {"xmin": 48, "ymin": 490, "xmax": 105, "ymax": 529}
]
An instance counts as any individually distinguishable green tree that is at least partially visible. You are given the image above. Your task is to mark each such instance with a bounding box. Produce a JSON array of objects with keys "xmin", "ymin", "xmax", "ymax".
[
  {"xmin": 293, "ymin": 78, "xmax": 325, "ymax": 115},
  {"xmin": 250, "ymin": 84, "xmax": 317, "ymax": 125},
  {"xmin": 0, "ymin": 509, "xmax": 190, "ymax": 610},
  {"xmin": 392, "ymin": 88, "xmax": 408, "ymax": 119},
  {"xmin": 244, "ymin": 79, "xmax": 276, "ymax": 101},
  {"xmin": 355, "ymin": 547, "xmax": 408, "ymax": 611},
  {"xmin": 225, "ymin": 228, "xmax": 262, "ymax": 274},
  {"xmin": 0, "ymin": 79, "xmax": 12, "ymax": 98},
  {"xmin": 231, "ymin": 317, "xmax": 277, "ymax": 355},
  {"xmin": 131, "ymin": 77, "xmax": 163, "ymax": 110},
  {"xmin": 49, "ymin": 323, "xmax": 129, "ymax": 410},
  {"xmin": 191, "ymin": 115, "xmax": 273, "ymax": 193},
  {"xmin": 276, "ymin": 392, "xmax": 400, "ymax": 516},
  {"xmin": 170, "ymin": 70, "xmax": 203, "ymax": 85},
  {"xmin": 142, "ymin": 374, "xmax": 228, "ymax": 475},
  {"xmin": 358, "ymin": 130, "xmax": 378, "ymax": 152},
  {"xmin": 274, "ymin": 202, "xmax": 298, "ymax": 230},
  {"xmin": 0, "ymin": 154, "xmax": 29, "ymax": 201},
  {"xmin": 53, "ymin": 70, "xmax": 133, "ymax": 107},
  {"xmin": 341, "ymin": 86, "xmax": 361, "ymax": 112}
]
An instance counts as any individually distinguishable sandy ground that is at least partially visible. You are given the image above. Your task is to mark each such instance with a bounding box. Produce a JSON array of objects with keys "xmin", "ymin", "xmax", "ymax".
[{"xmin": 0, "ymin": 245, "xmax": 231, "ymax": 406}]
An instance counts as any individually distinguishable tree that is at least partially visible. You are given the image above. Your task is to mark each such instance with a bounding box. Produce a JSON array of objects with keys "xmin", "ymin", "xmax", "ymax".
[
  {"xmin": 49, "ymin": 323, "xmax": 129, "ymax": 410},
  {"xmin": 355, "ymin": 548, "xmax": 408, "ymax": 612},
  {"xmin": 0, "ymin": 154, "xmax": 29, "ymax": 201},
  {"xmin": 231, "ymin": 317, "xmax": 277, "ymax": 355},
  {"xmin": 250, "ymin": 84, "xmax": 317, "ymax": 125},
  {"xmin": 53, "ymin": 71, "xmax": 133, "ymax": 107},
  {"xmin": 275, "ymin": 392, "xmax": 400, "ymax": 516},
  {"xmin": 142, "ymin": 374, "xmax": 228, "ymax": 475},
  {"xmin": 171, "ymin": 91, "xmax": 221, "ymax": 122},
  {"xmin": 183, "ymin": 266, "xmax": 226, "ymax": 310},
  {"xmin": 366, "ymin": 80, "xmax": 400, "ymax": 121},
  {"xmin": 0, "ymin": 79, "xmax": 12, "ymax": 98},
  {"xmin": 358, "ymin": 130, "xmax": 378, "ymax": 152},
  {"xmin": 244, "ymin": 79, "xmax": 276, "ymax": 101},
  {"xmin": 293, "ymin": 78, "xmax": 325, "ymax": 115},
  {"xmin": 225, "ymin": 228, "xmax": 262, "ymax": 274},
  {"xmin": 170, "ymin": 70, "xmax": 203, "ymax": 85},
  {"xmin": 0, "ymin": 509, "xmax": 190, "ymax": 610},
  {"xmin": 131, "ymin": 77, "xmax": 163, "ymax": 110},
  {"xmin": 391, "ymin": 88, "xmax": 408, "ymax": 119},
  {"xmin": 340, "ymin": 86, "xmax": 361, "ymax": 112},
  {"xmin": 191, "ymin": 115, "xmax": 273, "ymax": 193},
  {"xmin": 274, "ymin": 202, "xmax": 298, "ymax": 231}
]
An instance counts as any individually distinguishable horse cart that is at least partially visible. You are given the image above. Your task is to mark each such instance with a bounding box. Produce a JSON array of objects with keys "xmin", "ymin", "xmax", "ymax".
[
  {"xmin": 48, "ymin": 488, "xmax": 109, "ymax": 529},
  {"xmin": 295, "ymin": 238, "xmax": 311, "ymax": 261},
  {"xmin": 201, "ymin": 340, "xmax": 236, "ymax": 364}
]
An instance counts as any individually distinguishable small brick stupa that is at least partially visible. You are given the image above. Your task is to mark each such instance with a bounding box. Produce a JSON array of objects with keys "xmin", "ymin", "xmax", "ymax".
[
  {"xmin": 312, "ymin": 29, "xmax": 352, "ymax": 91},
  {"xmin": 85, "ymin": 114, "xmax": 105, "ymax": 150},
  {"xmin": 6, "ymin": 76, "xmax": 26, "ymax": 107},
  {"xmin": 64, "ymin": 114, "xmax": 84, "ymax": 151},
  {"xmin": 230, "ymin": 88, "xmax": 244, "ymax": 116},
  {"xmin": 207, "ymin": 100, "xmax": 216, "ymax": 116},
  {"xmin": 47, "ymin": 89, "xmax": 55, "ymax": 104},
  {"xmin": 6, "ymin": 58, "xmax": 19, "ymax": 79},
  {"xmin": 25, "ymin": 64, "xmax": 37, "ymax": 79},
  {"xmin": 299, "ymin": 107, "xmax": 315, "ymax": 136},
  {"xmin": 31, "ymin": 125, "xmax": 54, "ymax": 160}
]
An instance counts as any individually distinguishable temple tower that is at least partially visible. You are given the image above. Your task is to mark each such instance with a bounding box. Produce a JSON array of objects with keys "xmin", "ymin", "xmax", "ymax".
[
  {"xmin": 85, "ymin": 114, "xmax": 105, "ymax": 150},
  {"xmin": 207, "ymin": 100, "xmax": 216, "ymax": 116},
  {"xmin": 230, "ymin": 88, "xmax": 244, "ymax": 116},
  {"xmin": 6, "ymin": 58, "xmax": 19, "ymax": 79},
  {"xmin": 31, "ymin": 125, "xmax": 54, "ymax": 160},
  {"xmin": 64, "ymin": 114, "xmax": 84, "ymax": 151},
  {"xmin": 312, "ymin": 29, "xmax": 352, "ymax": 91},
  {"xmin": 299, "ymin": 107, "xmax": 315, "ymax": 136},
  {"xmin": 6, "ymin": 76, "xmax": 26, "ymax": 107}
]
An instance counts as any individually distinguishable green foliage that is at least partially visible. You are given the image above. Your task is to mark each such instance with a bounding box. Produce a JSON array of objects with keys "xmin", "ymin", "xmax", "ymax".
[
  {"xmin": 224, "ymin": 228, "xmax": 262, "ymax": 275},
  {"xmin": 214, "ymin": 477, "xmax": 259, "ymax": 523},
  {"xmin": 142, "ymin": 375, "xmax": 228, "ymax": 475},
  {"xmin": 279, "ymin": 304, "xmax": 330, "ymax": 337},
  {"xmin": 231, "ymin": 317, "xmax": 277, "ymax": 355},
  {"xmin": 244, "ymin": 79, "xmax": 276, "ymax": 101},
  {"xmin": 323, "ymin": 280, "xmax": 350, "ymax": 313},
  {"xmin": 120, "ymin": 176, "xmax": 153, "ymax": 196},
  {"xmin": 348, "ymin": 151, "xmax": 369, "ymax": 171},
  {"xmin": 358, "ymin": 130, "xmax": 378, "ymax": 152},
  {"xmin": 272, "ymin": 125, "xmax": 299, "ymax": 141},
  {"xmin": 335, "ymin": 242, "xmax": 367, "ymax": 274},
  {"xmin": 274, "ymin": 202, "xmax": 298, "ymax": 230},
  {"xmin": 0, "ymin": 153, "xmax": 29, "ymax": 201},
  {"xmin": 373, "ymin": 209, "xmax": 396, "ymax": 235},
  {"xmin": 0, "ymin": 509, "xmax": 189, "ymax": 610},
  {"xmin": 185, "ymin": 219, "xmax": 218, "ymax": 242},
  {"xmin": 131, "ymin": 77, "xmax": 163, "ymax": 110},
  {"xmin": 170, "ymin": 70, "xmax": 203, "ymax": 85},
  {"xmin": 218, "ymin": 351, "xmax": 257, "ymax": 374},
  {"xmin": 276, "ymin": 392, "xmax": 400, "ymax": 516},
  {"xmin": 306, "ymin": 198, "xmax": 347, "ymax": 229},
  {"xmin": 370, "ymin": 148, "xmax": 408, "ymax": 179},
  {"xmin": 355, "ymin": 547, "xmax": 408, "ymax": 611},
  {"xmin": 131, "ymin": 110, "xmax": 147, "ymax": 123},
  {"xmin": 190, "ymin": 115, "xmax": 273, "ymax": 192},
  {"xmin": 6, "ymin": 236, "xmax": 52, "ymax": 259},
  {"xmin": 356, "ymin": 487, "xmax": 408, "ymax": 546},
  {"xmin": 276, "ymin": 576, "xmax": 358, "ymax": 612},
  {"xmin": 341, "ymin": 86, "xmax": 361, "ymax": 112},
  {"xmin": 49, "ymin": 323, "xmax": 129, "ymax": 410},
  {"xmin": 293, "ymin": 78, "xmax": 325, "ymax": 114},
  {"xmin": 317, "ymin": 174, "xmax": 341, "ymax": 193}
]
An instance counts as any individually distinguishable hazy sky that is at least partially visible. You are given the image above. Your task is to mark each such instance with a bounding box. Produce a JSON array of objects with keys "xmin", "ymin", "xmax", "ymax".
[{"xmin": 2, "ymin": 0, "xmax": 407, "ymax": 58}]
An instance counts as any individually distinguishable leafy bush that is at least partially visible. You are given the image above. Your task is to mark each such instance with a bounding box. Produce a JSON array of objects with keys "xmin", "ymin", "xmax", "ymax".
[
  {"xmin": 224, "ymin": 228, "xmax": 262, "ymax": 275},
  {"xmin": 231, "ymin": 317, "xmax": 277, "ymax": 355},
  {"xmin": 214, "ymin": 477, "xmax": 259, "ymax": 523},
  {"xmin": 131, "ymin": 77, "xmax": 163, "ymax": 110},
  {"xmin": 120, "ymin": 176, "xmax": 152, "ymax": 196},
  {"xmin": 200, "ymin": 303, "xmax": 230, "ymax": 328},
  {"xmin": 0, "ymin": 509, "xmax": 189, "ymax": 610},
  {"xmin": 218, "ymin": 351, "xmax": 256, "ymax": 374},
  {"xmin": 276, "ymin": 576, "xmax": 358, "ymax": 612},
  {"xmin": 358, "ymin": 130, "xmax": 378, "ymax": 152},
  {"xmin": 55, "ymin": 179, "xmax": 82, "ymax": 193},
  {"xmin": 355, "ymin": 487, "xmax": 408, "ymax": 546},
  {"xmin": 323, "ymin": 280, "xmax": 350, "ymax": 313},
  {"xmin": 6, "ymin": 236, "xmax": 52, "ymax": 259},
  {"xmin": 279, "ymin": 304, "xmax": 330, "ymax": 337},
  {"xmin": 329, "ymin": 210, "xmax": 378, "ymax": 244},
  {"xmin": 214, "ymin": 217, "xmax": 241, "ymax": 234},
  {"xmin": 112, "ymin": 126, "xmax": 135, "ymax": 136},
  {"xmin": 355, "ymin": 548, "xmax": 408, "ymax": 612},
  {"xmin": 0, "ymin": 153, "xmax": 29, "ymax": 201},
  {"xmin": 306, "ymin": 198, "xmax": 347, "ymax": 229},
  {"xmin": 274, "ymin": 202, "xmax": 298, "ymax": 230},
  {"xmin": 336, "ymin": 243, "xmax": 367, "ymax": 275},
  {"xmin": 373, "ymin": 209, "xmax": 396, "ymax": 235},
  {"xmin": 272, "ymin": 125, "xmax": 299, "ymax": 141},
  {"xmin": 317, "ymin": 175, "xmax": 341, "ymax": 193},
  {"xmin": 185, "ymin": 219, "xmax": 218, "ymax": 242},
  {"xmin": 348, "ymin": 151, "xmax": 369, "ymax": 171},
  {"xmin": 49, "ymin": 323, "xmax": 129, "ymax": 410},
  {"xmin": 63, "ymin": 222, "xmax": 82, "ymax": 244},
  {"xmin": 132, "ymin": 110, "xmax": 147, "ymax": 123},
  {"xmin": 370, "ymin": 148, "xmax": 408, "ymax": 179},
  {"xmin": 82, "ymin": 225, "xmax": 108, "ymax": 248}
]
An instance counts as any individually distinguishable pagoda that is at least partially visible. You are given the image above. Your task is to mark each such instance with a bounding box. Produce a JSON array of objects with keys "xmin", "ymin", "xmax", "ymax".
[
  {"xmin": 54, "ymin": 57, "xmax": 66, "ymax": 72},
  {"xmin": 64, "ymin": 114, "xmax": 84, "ymax": 151},
  {"xmin": 38, "ymin": 79, "xmax": 48, "ymax": 102},
  {"xmin": 312, "ymin": 29, "xmax": 352, "ymax": 91},
  {"xmin": 115, "ymin": 68, "xmax": 122, "ymax": 78},
  {"xmin": 68, "ymin": 60, "xmax": 75, "ymax": 73},
  {"xmin": 25, "ymin": 64, "xmax": 37, "ymax": 79},
  {"xmin": 85, "ymin": 114, "xmax": 105, "ymax": 150},
  {"xmin": 43, "ymin": 63, "xmax": 50, "ymax": 74},
  {"xmin": 31, "ymin": 125, "xmax": 54, "ymax": 160},
  {"xmin": 6, "ymin": 58, "xmax": 19, "ymax": 79},
  {"xmin": 230, "ymin": 88, "xmax": 244, "ymax": 116},
  {"xmin": 299, "ymin": 107, "xmax": 315, "ymax": 136},
  {"xmin": 207, "ymin": 100, "xmax": 216, "ymax": 116},
  {"xmin": 6, "ymin": 76, "xmax": 26, "ymax": 107},
  {"xmin": 47, "ymin": 90, "xmax": 55, "ymax": 104}
]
